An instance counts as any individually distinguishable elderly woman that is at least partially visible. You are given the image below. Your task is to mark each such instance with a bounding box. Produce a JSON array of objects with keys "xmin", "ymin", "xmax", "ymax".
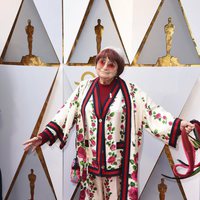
[{"xmin": 24, "ymin": 47, "xmax": 194, "ymax": 200}]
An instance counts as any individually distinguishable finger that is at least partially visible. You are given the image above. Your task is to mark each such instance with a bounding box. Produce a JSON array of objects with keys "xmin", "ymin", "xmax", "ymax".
[
  {"xmin": 24, "ymin": 143, "xmax": 33, "ymax": 152},
  {"xmin": 23, "ymin": 137, "xmax": 38, "ymax": 145},
  {"xmin": 188, "ymin": 124, "xmax": 195, "ymax": 130},
  {"xmin": 191, "ymin": 124, "xmax": 195, "ymax": 129},
  {"xmin": 187, "ymin": 123, "xmax": 195, "ymax": 128},
  {"xmin": 31, "ymin": 145, "xmax": 37, "ymax": 152},
  {"xmin": 23, "ymin": 140, "xmax": 32, "ymax": 145},
  {"xmin": 185, "ymin": 127, "xmax": 193, "ymax": 134}
]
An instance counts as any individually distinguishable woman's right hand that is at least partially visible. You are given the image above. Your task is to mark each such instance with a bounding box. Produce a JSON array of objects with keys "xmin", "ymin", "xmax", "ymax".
[{"xmin": 23, "ymin": 136, "xmax": 42, "ymax": 152}]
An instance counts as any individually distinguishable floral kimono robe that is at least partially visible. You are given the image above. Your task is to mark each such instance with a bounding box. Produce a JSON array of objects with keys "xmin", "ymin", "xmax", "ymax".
[{"xmin": 40, "ymin": 77, "xmax": 181, "ymax": 200}]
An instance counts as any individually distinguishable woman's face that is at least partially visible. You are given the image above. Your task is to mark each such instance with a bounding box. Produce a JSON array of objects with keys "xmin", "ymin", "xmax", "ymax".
[{"xmin": 96, "ymin": 57, "xmax": 118, "ymax": 84}]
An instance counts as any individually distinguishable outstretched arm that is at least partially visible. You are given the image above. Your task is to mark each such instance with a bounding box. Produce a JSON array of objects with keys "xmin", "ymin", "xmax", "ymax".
[{"xmin": 23, "ymin": 82, "xmax": 84, "ymax": 152}]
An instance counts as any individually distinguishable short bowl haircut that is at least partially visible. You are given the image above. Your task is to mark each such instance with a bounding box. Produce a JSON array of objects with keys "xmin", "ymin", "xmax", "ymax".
[{"xmin": 95, "ymin": 48, "xmax": 125, "ymax": 76}]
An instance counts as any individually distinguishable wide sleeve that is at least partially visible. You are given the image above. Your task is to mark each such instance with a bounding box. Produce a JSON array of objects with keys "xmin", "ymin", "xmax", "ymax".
[
  {"xmin": 136, "ymin": 87, "xmax": 182, "ymax": 148},
  {"xmin": 38, "ymin": 83, "xmax": 81, "ymax": 149}
]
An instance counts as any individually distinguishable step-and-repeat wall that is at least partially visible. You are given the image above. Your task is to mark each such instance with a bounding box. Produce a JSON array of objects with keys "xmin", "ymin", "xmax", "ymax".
[{"xmin": 0, "ymin": 0, "xmax": 200, "ymax": 199}]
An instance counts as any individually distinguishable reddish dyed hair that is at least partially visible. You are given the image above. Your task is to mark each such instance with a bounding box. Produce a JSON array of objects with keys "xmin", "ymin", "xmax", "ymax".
[{"xmin": 95, "ymin": 48, "xmax": 125, "ymax": 76}]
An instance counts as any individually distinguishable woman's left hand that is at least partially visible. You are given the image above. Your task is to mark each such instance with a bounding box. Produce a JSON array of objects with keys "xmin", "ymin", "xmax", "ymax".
[{"xmin": 180, "ymin": 120, "xmax": 195, "ymax": 134}]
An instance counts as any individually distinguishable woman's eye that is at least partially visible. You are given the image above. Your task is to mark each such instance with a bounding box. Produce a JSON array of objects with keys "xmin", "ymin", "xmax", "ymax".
[{"xmin": 107, "ymin": 63, "xmax": 115, "ymax": 68}]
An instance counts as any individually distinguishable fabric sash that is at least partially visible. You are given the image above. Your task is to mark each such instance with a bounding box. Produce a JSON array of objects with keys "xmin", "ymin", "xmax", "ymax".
[{"xmin": 163, "ymin": 120, "xmax": 200, "ymax": 179}]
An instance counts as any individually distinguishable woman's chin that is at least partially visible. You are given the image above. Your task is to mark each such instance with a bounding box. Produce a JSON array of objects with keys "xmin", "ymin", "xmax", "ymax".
[{"xmin": 99, "ymin": 75, "xmax": 111, "ymax": 80}]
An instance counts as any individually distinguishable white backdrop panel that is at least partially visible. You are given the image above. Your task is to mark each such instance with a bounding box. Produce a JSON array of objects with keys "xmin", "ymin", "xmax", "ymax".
[
  {"xmin": 109, "ymin": 0, "xmax": 135, "ymax": 62},
  {"xmin": 109, "ymin": 0, "xmax": 162, "ymax": 62},
  {"xmin": 181, "ymin": 0, "xmax": 200, "ymax": 54},
  {"xmin": 33, "ymin": 0, "xmax": 62, "ymax": 62},
  {"xmin": 0, "ymin": 65, "xmax": 57, "ymax": 198},
  {"xmin": 0, "ymin": 0, "xmax": 21, "ymax": 55},
  {"xmin": 38, "ymin": 65, "xmax": 63, "ymax": 200},
  {"xmin": 64, "ymin": 0, "xmax": 90, "ymax": 63}
]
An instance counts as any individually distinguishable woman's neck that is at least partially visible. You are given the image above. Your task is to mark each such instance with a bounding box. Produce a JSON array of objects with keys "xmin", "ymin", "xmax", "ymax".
[{"xmin": 99, "ymin": 78, "xmax": 114, "ymax": 85}]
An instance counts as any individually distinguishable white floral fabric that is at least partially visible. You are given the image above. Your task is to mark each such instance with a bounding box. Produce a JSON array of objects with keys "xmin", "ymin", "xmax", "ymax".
[{"xmin": 39, "ymin": 77, "xmax": 181, "ymax": 200}]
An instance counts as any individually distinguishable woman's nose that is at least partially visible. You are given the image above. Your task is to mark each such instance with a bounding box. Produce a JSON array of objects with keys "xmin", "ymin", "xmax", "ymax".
[
  {"xmin": 102, "ymin": 60, "xmax": 109, "ymax": 69},
  {"xmin": 102, "ymin": 63, "xmax": 108, "ymax": 69}
]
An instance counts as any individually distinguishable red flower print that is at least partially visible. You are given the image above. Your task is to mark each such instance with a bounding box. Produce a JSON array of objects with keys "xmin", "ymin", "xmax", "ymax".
[
  {"xmin": 110, "ymin": 144, "xmax": 116, "ymax": 150},
  {"xmin": 89, "ymin": 174, "xmax": 95, "ymax": 181},
  {"xmin": 90, "ymin": 140, "xmax": 96, "ymax": 146},
  {"xmin": 108, "ymin": 126, "xmax": 112, "ymax": 131},
  {"xmin": 92, "ymin": 149, "xmax": 96, "ymax": 157},
  {"xmin": 91, "ymin": 122, "xmax": 95, "ymax": 127},
  {"xmin": 131, "ymin": 171, "xmax": 137, "ymax": 181},
  {"xmin": 76, "ymin": 124, "xmax": 79, "ymax": 130},
  {"xmin": 120, "ymin": 124, "xmax": 124, "ymax": 129},
  {"xmin": 89, "ymin": 193, "xmax": 94, "ymax": 198},
  {"xmin": 107, "ymin": 135, "xmax": 112, "ymax": 140},
  {"xmin": 155, "ymin": 113, "xmax": 161, "ymax": 119},
  {"xmin": 89, "ymin": 130, "xmax": 94, "ymax": 135},
  {"xmin": 128, "ymin": 187, "xmax": 138, "ymax": 200},
  {"xmin": 107, "ymin": 116, "xmax": 111, "ymax": 121},
  {"xmin": 137, "ymin": 131, "xmax": 142, "ymax": 137},
  {"xmin": 169, "ymin": 121, "xmax": 172, "ymax": 126},
  {"xmin": 134, "ymin": 153, "xmax": 138, "ymax": 163},
  {"xmin": 104, "ymin": 181, "xmax": 109, "ymax": 186},
  {"xmin": 77, "ymin": 134, "xmax": 84, "ymax": 142},
  {"xmin": 82, "ymin": 169, "xmax": 87, "ymax": 181},
  {"xmin": 163, "ymin": 116, "xmax": 167, "ymax": 119},
  {"xmin": 108, "ymin": 156, "xmax": 116, "ymax": 164},
  {"xmin": 80, "ymin": 189, "xmax": 86, "ymax": 200},
  {"xmin": 77, "ymin": 147, "xmax": 86, "ymax": 161},
  {"xmin": 165, "ymin": 136, "xmax": 169, "ymax": 140},
  {"xmin": 148, "ymin": 110, "xmax": 152, "ymax": 115}
]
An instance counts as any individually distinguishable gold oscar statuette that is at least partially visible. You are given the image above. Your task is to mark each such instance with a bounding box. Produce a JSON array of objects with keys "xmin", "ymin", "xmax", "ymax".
[
  {"xmin": 21, "ymin": 19, "xmax": 46, "ymax": 66},
  {"xmin": 28, "ymin": 169, "xmax": 36, "ymax": 200},
  {"xmin": 88, "ymin": 19, "xmax": 104, "ymax": 65},
  {"xmin": 158, "ymin": 178, "xmax": 167, "ymax": 200},
  {"xmin": 26, "ymin": 19, "xmax": 34, "ymax": 56},
  {"xmin": 155, "ymin": 17, "xmax": 181, "ymax": 66},
  {"xmin": 95, "ymin": 19, "xmax": 104, "ymax": 54}
]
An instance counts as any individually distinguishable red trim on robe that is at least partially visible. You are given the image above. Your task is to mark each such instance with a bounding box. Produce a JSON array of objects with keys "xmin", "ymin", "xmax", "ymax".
[{"xmin": 169, "ymin": 118, "xmax": 182, "ymax": 147}]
